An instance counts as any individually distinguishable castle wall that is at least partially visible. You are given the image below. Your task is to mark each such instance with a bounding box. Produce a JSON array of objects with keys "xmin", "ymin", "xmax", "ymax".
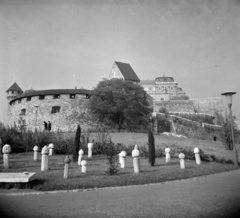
[
  {"xmin": 8, "ymin": 94, "xmax": 93, "ymax": 132},
  {"xmin": 154, "ymin": 100, "xmax": 194, "ymax": 113}
]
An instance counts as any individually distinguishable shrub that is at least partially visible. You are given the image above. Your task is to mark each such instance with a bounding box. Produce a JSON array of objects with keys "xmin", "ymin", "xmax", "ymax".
[
  {"xmin": 148, "ymin": 129, "xmax": 155, "ymax": 166},
  {"xmin": 72, "ymin": 125, "xmax": 81, "ymax": 162}
]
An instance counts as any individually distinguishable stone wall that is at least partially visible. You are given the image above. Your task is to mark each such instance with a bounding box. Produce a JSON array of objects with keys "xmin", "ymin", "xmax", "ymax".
[
  {"xmin": 8, "ymin": 94, "xmax": 93, "ymax": 132},
  {"xmin": 154, "ymin": 100, "xmax": 195, "ymax": 113}
]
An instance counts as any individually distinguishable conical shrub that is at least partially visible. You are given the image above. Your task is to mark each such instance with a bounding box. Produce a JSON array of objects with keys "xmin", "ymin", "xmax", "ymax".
[
  {"xmin": 73, "ymin": 125, "xmax": 81, "ymax": 162},
  {"xmin": 148, "ymin": 128, "xmax": 155, "ymax": 166}
]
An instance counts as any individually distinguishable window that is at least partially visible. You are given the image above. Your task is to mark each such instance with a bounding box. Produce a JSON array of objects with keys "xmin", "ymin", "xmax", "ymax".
[
  {"xmin": 39, "ymin": 95, "xmax": 45, "ymax": 100},
  {"xmin": 54, "ymin": 94, "xmax": 60, "ymax": 99},
  {"xmin": 18, "ymin": 99, "xmax": 21, "ymax": 103},
  {"xmin": 86, "ymin": 94, "xmax": 90, "ymax": 99},
  {"xmin": 20, "ymin": 109, "xmax": 26, "ymax": 115},
  {"xmin": 51, "ymin": 106, "xmax": 61, "ymax": 114},
  {"xmin": 27, "ymin": 97, "xmax": 31, "ymax": 101},
  {"xmin": 12, "ymin": 91, "xmax": 14, "ymax": 94},
  {"xmin": 70, "ymin": 94, "xmax": 75, "ymax": 99}
]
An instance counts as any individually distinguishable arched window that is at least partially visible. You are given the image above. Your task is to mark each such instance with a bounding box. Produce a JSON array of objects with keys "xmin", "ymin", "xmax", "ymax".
[{"xmin": 51, "ymin": 106, "xmax": 61, "ymax": 114}]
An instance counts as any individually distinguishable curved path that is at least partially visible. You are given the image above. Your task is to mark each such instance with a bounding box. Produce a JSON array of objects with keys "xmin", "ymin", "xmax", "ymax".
[{"xmin": 0, "ymin": 170, "xmax": 240, "ymax": 218}]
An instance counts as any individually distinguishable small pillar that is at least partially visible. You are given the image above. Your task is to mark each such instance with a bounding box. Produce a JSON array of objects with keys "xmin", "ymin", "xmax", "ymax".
[
  {"xmin": 194, "ymin": 147, "xmax": 201, "ymax": 165},
  {"xmin": 33, "ymin": 145, "xmax": 39, "ymax": 161},
  {"xmin": 119, "ymin": 151, "xmax": 127, "ymax": 168},
  {"xmin": 48, "ymin": 143, "xmax": 54, "ymax": 156},
  {"xmin": 78, "ymin": 149, "xmax": 84, "ymax": 166},
  {"xmin": 165, "ymin": 148, "xmax": 171, "ymax": 164},
  {"xmin": 2, "ymin": 144, "xmax": 11, "ymax": 169},
  {"xmin": 179, "ymin": 153, "xmax": 185, "ymax": 169},
  {"xmin": 88, "ymin": 143, "xmax": 93, "ymax": 158},
  {"xmin": 41, "ymin": 146, "xmax": 49, "ymax": 171},
  {"xmin": 64, "ymin": 155, "xmax": 71, "ymax": 179},
  {"xmin": 132, "ymin": 146, "xmax": 140, "ymax": 173},
  {"xmin": 81, "ymin": 160, "xmax": 87, "ymax": 173}
]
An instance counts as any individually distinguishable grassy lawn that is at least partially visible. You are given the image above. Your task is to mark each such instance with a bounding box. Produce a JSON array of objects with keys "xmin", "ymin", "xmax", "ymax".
[
  {"xmin": 0, "ymin": 133, "xmax": 239, "ymax": 192},
  {"xmin": 0, "ymin": 152, "xmax": 238, "ymax": 191}
]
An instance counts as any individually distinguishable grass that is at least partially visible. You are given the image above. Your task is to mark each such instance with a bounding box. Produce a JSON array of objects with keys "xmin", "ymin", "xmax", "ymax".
[{"xmin": 0, "ymin": 152, "xmax": 238, "ymax": 191}]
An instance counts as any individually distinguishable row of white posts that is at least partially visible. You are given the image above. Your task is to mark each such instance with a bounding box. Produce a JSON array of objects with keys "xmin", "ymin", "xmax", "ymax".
[{"xmin": 1, "ymin": 143, "xmax": 201, "ymax": 178}]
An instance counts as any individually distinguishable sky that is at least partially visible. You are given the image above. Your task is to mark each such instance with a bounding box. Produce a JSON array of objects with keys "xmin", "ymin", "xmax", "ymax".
[{"xmin": 1, "ymin": 0, "xmax": 240, "ymax": 124}]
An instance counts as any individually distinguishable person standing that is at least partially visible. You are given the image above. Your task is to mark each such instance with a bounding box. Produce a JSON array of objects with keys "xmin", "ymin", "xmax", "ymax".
[{"xmin": 43, "ymin": 121, "xmax": 47, "ymax": 131}]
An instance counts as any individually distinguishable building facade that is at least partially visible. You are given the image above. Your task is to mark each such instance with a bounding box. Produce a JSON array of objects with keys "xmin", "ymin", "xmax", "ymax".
[{"xmin": 6, "ymin": 84, "xmax": 94, "ymax": 132}]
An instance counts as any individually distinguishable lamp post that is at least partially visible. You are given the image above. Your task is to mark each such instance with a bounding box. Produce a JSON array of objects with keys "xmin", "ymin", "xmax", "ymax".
[
  {"xmin": 34, "ymin": 106, "xmax": 39, "ymax": 132},
  {"xmin": 221, "ymin": 92, "xmax": 239, "ymax": 166}
]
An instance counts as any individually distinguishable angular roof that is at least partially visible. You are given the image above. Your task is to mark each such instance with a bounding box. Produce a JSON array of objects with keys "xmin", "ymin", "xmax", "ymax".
[
  {"xmin": 6, "ymin": 82, "xmax": 23, "ymax": 92},
  {"xmin": 9, "ymin": 89, "xmax": 95, "ymax": 104},
  {"xmin": 115, "ymin": 61, "xmax": 140, "ymax": 82}
]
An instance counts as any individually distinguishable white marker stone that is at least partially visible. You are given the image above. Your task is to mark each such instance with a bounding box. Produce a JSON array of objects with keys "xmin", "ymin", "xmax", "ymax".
[
  {"xmin": 179, "ymin": 153, "xmax": 185, "ymax": 169},
  {"xmin": 78, "ymin": 149, "xmax": 84, "ymax": 166},
  {"xmin": 33, "ymin": 145, "xmax": 39, "ymax": 161},
  {"xmin": 81, "ymin": 160, "xmax": 87, "ymax": 173},
  {"xmin": 132, "ymin": 147, "xmax": 140, "ymax": 173},
  {"xmin": 194, "ymin": 147, "xmax": 201, "ymax": 165},
  {"xmin": 88, "ymin": 143, "xmax": 93, "ymax": 158},
  {"xmin": 64, "ymin": 155, "xmax": 71, "ymax": 179},
  {"xmin": 48, "ymin": 143, "xmax": 54, "ymax": 156},
  {"xmin": 165, "ymin": 148, "xmax": 171, "ymax": 163},
  {"xmin": 119, "ymin": 151, "xmax": 127, "ymax": 168},
  {"xmin": 41, "ymin": 146, "xmax": 49, "ymax": 171},
  {"xmin": 2, "ymin": 144, "xmax": 11, "ymax": 169}
]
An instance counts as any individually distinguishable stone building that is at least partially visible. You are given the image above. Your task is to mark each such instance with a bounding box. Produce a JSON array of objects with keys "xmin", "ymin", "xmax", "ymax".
[{"xmin": 6, "ymin": 83, "xmax": 94, "ymax": 132}]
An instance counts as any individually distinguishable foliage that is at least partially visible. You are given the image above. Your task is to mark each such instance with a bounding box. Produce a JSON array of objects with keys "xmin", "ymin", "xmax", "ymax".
[
  {"xmin": 89, "ymin": 78, "xmax": 151, "ymax": 132},
  {"xmin": 72, "ymin": 125, "xmax": 81, "ymax": 161},
  {"xmin": 214, "ymin": 110, "xmax": 239, "ymax": 150},
  {"xmin": 156, "ymin": 114, "xmax": 171, "ymax": 133},
  {"xmin": 148, "ymin": 128, "xmax": 155, "ymax": 166}
]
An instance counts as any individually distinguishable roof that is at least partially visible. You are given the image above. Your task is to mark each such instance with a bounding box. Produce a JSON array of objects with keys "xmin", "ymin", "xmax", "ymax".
[
  {"xmin": 139, "ymin": 80, "xmax": 155, "ymax": 85},
  {"xmin": 9, "ymin": 89, "xmax": 95, "ymax": 104},
  {"xmin": 6, "ymin": 82, "xmax": 23, "ymax": 92},
  {"xmin": 115, "ymin": 61, "xmax": 140, "ymax": 82}
]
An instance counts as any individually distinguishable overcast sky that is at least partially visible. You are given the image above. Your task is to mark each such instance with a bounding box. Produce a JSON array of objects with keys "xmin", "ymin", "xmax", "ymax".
[{"xmin": 1, "ymin": 0, "xmax": 240, "ymax": 124}]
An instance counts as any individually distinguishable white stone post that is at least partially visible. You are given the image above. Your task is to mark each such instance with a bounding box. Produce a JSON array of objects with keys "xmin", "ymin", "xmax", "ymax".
[
  {"xmin": 48, "ymin": 143, "xmax": 54, "ymax": 156},
  {"xmin": 64, "ymin": 155, "xmax": 71, "ymax": 179},
  {"xmin": 78, "ymin": 149, "xmax": 84, "ymax": 166},
  {"xmin": 179, "ymin": 153, "xmax": 185, "ymax": 169},
  {"xmin": 81, "ymin": 160, "xmax": 87, "ymax": 173},
  {"xmin": 132, "ymin": 147, "xmax": 140, "ymax": 173},
  {"xmin": 88, "ymin": 143, "xmax": 93, "ymax": 158},
  {"xmin": 165, "ymin": 148, "xmax": 171, "ymax": 163},
  {"xmin": 194, "ymin": 147, "xmax": 201, "ymax": 165},
  {"xmin": 119, "ymin": 151, "xmax": 127, "ymax": 168},
  {"xmin": 41, "ymin": 146, "xmax": 49, "ymax": 171},
  {"xmin": 33, "ymin": 145, "xmax": 39, "ymax": 161},
  {"xmin": 2, "ymin": 144, "xmax": 11, "ymax": 169}
]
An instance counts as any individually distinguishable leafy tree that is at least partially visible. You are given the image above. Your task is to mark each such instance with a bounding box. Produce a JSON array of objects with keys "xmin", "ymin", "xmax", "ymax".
[
  {"xmin": 148, "ymin": 128, "xmax": 155, "ymax": 166},
  {"xmin": 89, "ymin": 79, "xmax": 151, "ymax": 131},
  {"xmin": 73, "ymin": 125, "xmax": 81, "ymax": 161}
]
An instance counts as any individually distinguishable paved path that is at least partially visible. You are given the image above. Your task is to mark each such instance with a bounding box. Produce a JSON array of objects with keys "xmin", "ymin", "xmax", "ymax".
[{"xmin": 0, "ymin": 170, "xmax": 240, "ymax": 218}]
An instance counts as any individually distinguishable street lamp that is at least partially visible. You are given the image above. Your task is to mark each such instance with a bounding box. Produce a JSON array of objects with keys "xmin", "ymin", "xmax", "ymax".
[
  {"xmin": 221, "ymin": 91, "xmax": 239, "ymax": 166},
  {"xmin": 34, "ymin": 106, "xmax": 39, "ymax": 132}
]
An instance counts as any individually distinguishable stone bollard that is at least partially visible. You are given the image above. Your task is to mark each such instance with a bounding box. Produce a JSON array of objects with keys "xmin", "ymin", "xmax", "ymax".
[
  {"xmin": 165, "ymin": 148, "xmax": 171, "ymax": 163},
  {"xmin": 194, "ymin": 147, "xmax": 201, "ymax": 165},
  {"xmin": 132, "ymin": 147, "xmax": 140, "ymax": 173},
  {"xmin": 33, "ymin": 145, "xmax": 39, "ymax": 161},
  {"xmin": 78, "ymin": 149, "xmax": 84, "ymax": 166},
  {"xmin": 88, "ymin": 143, "xmax": 93, "ymax": 158},
  {"xmin": 179, "ymin": 153, "xmax": 185, "ymax": 169},
  {"xmin": 64, "ymin": 155, "xmax": 71, "ymax": 179},
  {"xmin": 2, "ymin": 144, "xmax": 11, "ymax": 169},
  {"xmin": 119, "ymin": 151, "xmax": 127, "ymax": 168},
  {"xmin": 48, "ymin": 143, "xmax": 54, "ymax": 156},
  {"xmin": 41, "ymin": 146, "xmax": 49, "ymax": 171},
  {"xmin": 81, "ymin": 160, "xmax": 87, "ymax": 173}
]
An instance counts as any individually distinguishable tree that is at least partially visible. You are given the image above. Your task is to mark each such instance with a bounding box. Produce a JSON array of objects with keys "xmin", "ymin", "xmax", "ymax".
[
  {"xmin": 73, "ymin": 125, "xmax": 81, "ymax": 162},
  {"xmin": 148, "ymin": 128, "xmax": 155, "ymax": 166},
  {"xmin": 89, "ymin": 79, "xmax": 151, "ymax": 131},
  {"xmin": 214, "ymin": 110, "xmax": 239, "ymax": 150}
]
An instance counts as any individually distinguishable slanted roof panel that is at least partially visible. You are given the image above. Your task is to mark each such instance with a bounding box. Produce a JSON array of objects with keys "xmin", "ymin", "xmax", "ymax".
[
  {"xmin": 115, "ymin": 61, "xmax": 140, "ymax": 82},
  {"xmin": 6, "ymin": 82, "xmax": 23, "ymax": 92}
]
